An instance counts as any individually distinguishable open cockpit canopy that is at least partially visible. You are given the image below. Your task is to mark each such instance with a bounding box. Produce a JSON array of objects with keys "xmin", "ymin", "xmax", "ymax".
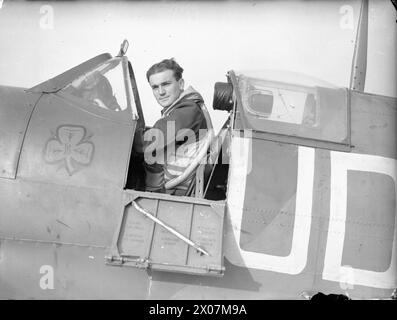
[{"xmin": 231, "ymin": 70, "xmax": 350, "ymax": 151}]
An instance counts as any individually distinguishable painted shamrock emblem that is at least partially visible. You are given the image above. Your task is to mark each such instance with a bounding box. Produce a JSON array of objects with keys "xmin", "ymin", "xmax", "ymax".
[{"xmin": 44, "ymin": 125, "xmax": 95, "ymax": 176}]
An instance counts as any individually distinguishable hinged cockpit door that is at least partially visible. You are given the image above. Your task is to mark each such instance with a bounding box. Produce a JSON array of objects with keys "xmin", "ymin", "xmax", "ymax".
[{"xmin": 107, "ymin": 190, "xmax": 226, "ymax": 277}]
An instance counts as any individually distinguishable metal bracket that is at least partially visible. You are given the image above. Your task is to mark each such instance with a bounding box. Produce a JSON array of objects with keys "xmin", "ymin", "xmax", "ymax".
[
  {"xmin": 117, "ymin": 39, "xmax": 129, "ymax": 57},
  {"xmin": 105, "ymin": 255, "xmax": 124, "ymax": 265},
  {"xmin": 207, "ymin": 264, "xmax": 225, "ymax": 275}
]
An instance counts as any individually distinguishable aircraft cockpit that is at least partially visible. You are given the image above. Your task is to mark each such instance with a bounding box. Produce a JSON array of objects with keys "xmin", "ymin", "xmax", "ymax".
[
  {"xmin": 20, "ymin": 42, "xmax": 352, "ymax": 279},
  {"xmin": 23, "ymin": 48, "xmax": 227, "ymax": 276}
]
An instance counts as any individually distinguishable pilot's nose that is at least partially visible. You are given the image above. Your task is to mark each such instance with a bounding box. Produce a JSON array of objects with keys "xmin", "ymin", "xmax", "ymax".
[{"xmin": 158, "ymin": 85, "xmax": 165, "ymax": 96}]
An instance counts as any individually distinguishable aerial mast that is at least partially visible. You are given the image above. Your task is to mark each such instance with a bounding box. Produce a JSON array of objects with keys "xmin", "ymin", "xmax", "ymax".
[{"xmin": 349, "ymin": 0, "xmax": 369, "ymax": 92}]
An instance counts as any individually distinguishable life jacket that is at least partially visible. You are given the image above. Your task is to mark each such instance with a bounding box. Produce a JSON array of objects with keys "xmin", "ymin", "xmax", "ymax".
[{"xmin": 162, "ymin": 87, "xmax": 214, "ymax": 191}]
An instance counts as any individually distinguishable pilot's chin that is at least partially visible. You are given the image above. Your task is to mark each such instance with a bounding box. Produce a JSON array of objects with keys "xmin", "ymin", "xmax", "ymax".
[{"xmin": 159, "ymin": 100, "xmax": 171, "ymax": 108}]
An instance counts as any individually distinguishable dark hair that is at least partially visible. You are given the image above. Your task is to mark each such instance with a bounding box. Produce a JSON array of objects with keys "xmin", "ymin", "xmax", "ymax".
[{"xmin": 146, "ymin": 58, "xmax": 184, "ymax": 82}]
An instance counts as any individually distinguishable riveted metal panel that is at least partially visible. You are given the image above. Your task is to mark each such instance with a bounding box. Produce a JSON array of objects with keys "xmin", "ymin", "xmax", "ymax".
[
  {"xmin": 224, "ymin": 134, "xmax": 396, "ymax": 299},
  {"xmin": 0, "ymin": 239, "xmax": 149, "ymax": 299},
  {"xmin": 0, "ymin": 178, "xmax": 122, "ymax": 246},
  {"xmin": 0, "ymin": 86, "xmax": 40, "ymax": 179},
  {"xmin": 350, "ymin": 90, "xmax": 397, "ymax": 159}
]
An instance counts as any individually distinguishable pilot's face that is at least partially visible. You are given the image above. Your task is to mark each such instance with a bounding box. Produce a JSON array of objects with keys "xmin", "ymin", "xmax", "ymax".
[{"xmin": 149, "ymin": 69, "xmax": 184, "ymax": 108}]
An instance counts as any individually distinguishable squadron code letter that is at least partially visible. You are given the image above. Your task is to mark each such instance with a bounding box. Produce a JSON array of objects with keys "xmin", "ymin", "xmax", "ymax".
[{"xmin": 149, "ymin": 304, "xmax": 183, "ymax": 318}]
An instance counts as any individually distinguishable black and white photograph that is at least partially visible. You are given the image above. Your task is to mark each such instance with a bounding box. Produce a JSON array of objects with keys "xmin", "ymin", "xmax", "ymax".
[{"xmin": 0, "ymin": 0, "xmax": 396, "ymax": 303}]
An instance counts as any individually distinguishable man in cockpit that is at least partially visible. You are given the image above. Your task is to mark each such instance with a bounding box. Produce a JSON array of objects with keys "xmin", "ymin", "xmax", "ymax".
[{"xmin": 134, "ymin": 58, "xmax": 209, "ymax": 193}]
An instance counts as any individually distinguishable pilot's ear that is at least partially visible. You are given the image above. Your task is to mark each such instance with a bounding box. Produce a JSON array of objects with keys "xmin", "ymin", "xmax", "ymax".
[{"xmin": 178, "ymin": 78, "xmax": 185, "ymax": 90}]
